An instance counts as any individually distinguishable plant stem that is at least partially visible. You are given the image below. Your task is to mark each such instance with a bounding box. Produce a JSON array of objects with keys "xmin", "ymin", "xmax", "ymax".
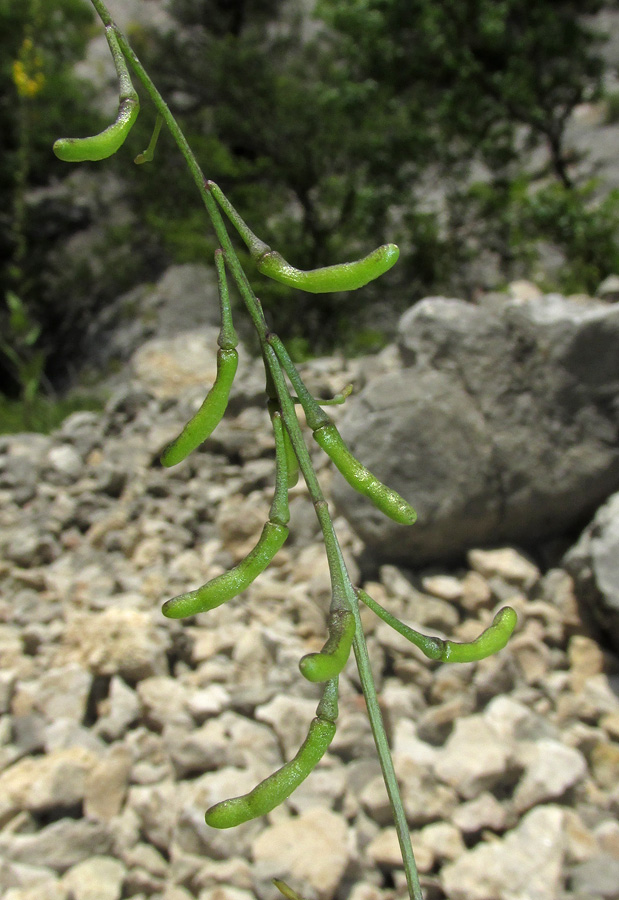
[
  {"xmin": 87, "ymin": 3, "xmax": 423, "ymax": 896},
  {"xmin": 262, "ymin": 342, "xmax": 424, "ymax": 900}
]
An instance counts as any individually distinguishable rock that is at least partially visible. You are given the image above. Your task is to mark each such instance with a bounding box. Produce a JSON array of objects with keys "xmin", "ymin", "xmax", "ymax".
[
  {"xmin": 417, "ymin": 821, "xmax": 465, "ymax": 862},
  {"xmin": 33, "ymin": 664, "xmax": 92, "ymax": 723},
  {"xmin": 251, "ymin": 808, "xmax": 349, "ymax": 898},
  {"xmin": 84, "ymin": 745, "xmax": 132, "ymax": 820},
  {"xmin": 3, "ymin": 526, "xmax": 60, "ymax": 567},
  {"xmin": 331, "ymin": 295, "xmax": 619, "ymax": 564},
  {"xmin": 45, "ymin": 445, "xmax": 83, "ymax": 483},
  {"xmin": 61, "ymin": 856, "xmax": 126, "ymax": 900},
  {"xmin": 0, "ymin": 819, "xmax": 112, "ymax": 872},
  {"xmin": 60, "ymin": 609, "xmax": 169, "ymax": 682},
  {"xmin": 568, "ymin": 634, "xmax": 605, "ymax": 691},
  {"xmin": 452, "ymin": 793, "xmax": 508, "ymax": 835},
  {"xmin": 137, "ymin": 676, "xmax": 192, "ymax": 731},
  {"xmin": 597, "ymin": 273, "xmax": 619, "ymax": 302},
  {"xmin": 569, "ymin": 854, "xmax": 619, "ymax": 898},
  {"xmin": 132, "ymin": 330, "xmax": 221, "ymax": 400},
  {"xmin": 564, "ymin": 490, "xmax": 619, "ymax": 650},
  {"xmin": 433, "ymin": 715, "xmax": 515, "ymax": 799},
  {"xmin": 441, "ymin": 805, "xmax": 566, "ymax": 900},
  {"xmin": 467, "ymin": 548, "xmax": 540, "ymax": 589},
  {"xmin": 95, "ymin": 675, "xmax": 140, "ymax": 740},
  {"xmin": 0, "ymin": 747, "xmax": 97, "ymax": 824},
  {"xmin": 367, "ymin": 827, "xmax": 433, "ymax": 872},
  {"xmin": 590, "ymin": 740, "xmax": 619, "ymax": 790},
  {"xmin": 513, "ymin": 739, "xmax": 587, "ymax": 812}
]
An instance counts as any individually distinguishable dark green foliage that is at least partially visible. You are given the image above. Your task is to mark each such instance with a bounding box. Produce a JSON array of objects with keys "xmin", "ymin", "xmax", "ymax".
[
  {"xmin": 129, "ymin": 0, "xmax": 617, "ymax": 350},
  {"xmin": 0, "ymin": 0, "xmax": 99, "ymax": 400}
]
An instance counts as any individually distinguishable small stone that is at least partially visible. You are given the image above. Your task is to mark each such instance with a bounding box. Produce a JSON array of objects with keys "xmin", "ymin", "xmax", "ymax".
[
  {"xmin": 62, "ymin": 856, "xmax": 126, "ymax": 900},
  {"xmin": 5, "ymin": 527, "xmax": 60, "ymax": 567},
  {"xmin": 421, "ymin": 574, "xmax": 463, "ymax": 601},
  {"xmin": 508, "ymin": 280, "xmax": 543, "ymax": 302},
  {"xmin": 61, "ymin": 609, "xmax": 169, "ymax": 682},
  {"xmin": 441, "ymin": 805, "xmax": 565, "ymax": 900},
  {"xmin": 251, "ymin": 808, "xmax": 349, "ymax": 897},
  {"xmin": 46, "ymin": 445, "xmax": 83, "ymax": 481},
  {"xmin": 417, "ymin": 821, "xmax": 465, "ymax": 862},
  {"xmin": 0, "ymin": 747, "xmax": 97, "ymax": 823},
  {"xmin": 34, "ymin": 664, "xmax": 92, "ymax": 723},
  {"xmin": 137, "ymin": 676, "xmax": 192, "ymax": 731},
  {"xmin": 95, "ymin": 676, "xmax": 140, "ymax": 740},
  {"xmin": 590, "ymin": 740, "xmax": 619, "ymax": 790},
  {"xmin": 187, "ymin": 685, "xmax": 230, "ymax": 722},
  {"xmin": 396, "ymin": 757, "xmax": 458, "ymax": 826},
  {"xmin": 568, "ymin": 635, "xmax": 605, "ymax": 691},
  {"xmin": 0, "ymin": 818, "xmax": 112, "ymax": 872},
  {"xmin": 569, "ymin": 854, "xmax": 619, "ymax": 898},
  {"xmin": 368, "ymin": 827, "xmax": 433, "ymax": 872},
  {"xmin": 468, "ymin": 548, "xmax": 540, "ymax": 589},
  {"xmin": 563, "ymin": 809, "xmax": 599, "ymax": 864},
  {"xmin": 597, "ymin": 273, "xmax": 619, "ymax": 301},
  {"xmin": 460, "ymin": 570, "xmax": 493, "ymax": 611},
  {"xmin": 84, "ymin": 745, "xmax": 132, "ymax": 820},
  {"xmin": 595, "ymin": 820, "xmax": 619, "ymax": 858},
  {"xmin": 513, "ymin": 739, "xmax": 587, "ymax": 813},
  {"xmin": 509, "ymin": 633, "xmax": 551, "ymax": 685},
  {"xmin": 452, "ymin": 793, "xmax": 507, "ymax": 835},
  {"xmin": 433, "ymin": 715, "xmax": 514, "ymax": 799},
  {"xmin": 0, "ymin": 670, "xmax": 16, "ymax": 714},
  {"xmin": 600, "ymin": 711, "xmax": 619, "ymax": 741}
]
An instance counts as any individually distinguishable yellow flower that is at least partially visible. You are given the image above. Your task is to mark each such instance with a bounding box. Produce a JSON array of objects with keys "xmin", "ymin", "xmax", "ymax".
[{"xmin": 12, "ymin": 38, "xmax": 45, "ymax": 98}]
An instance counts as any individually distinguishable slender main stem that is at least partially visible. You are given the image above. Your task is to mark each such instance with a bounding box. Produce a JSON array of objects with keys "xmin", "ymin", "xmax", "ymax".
[
  {"xmin": 262, "ymin": 341, "xmax": 423, "ymax": 900},
  {"xmin": 87, "ymin": 3, "xmax": 422, "ymax": 896}
]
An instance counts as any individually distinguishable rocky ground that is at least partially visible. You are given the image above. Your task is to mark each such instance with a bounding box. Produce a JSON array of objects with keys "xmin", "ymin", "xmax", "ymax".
[{"xmin": 1, "ymin": 323, "xmax": 619, "ymax": 900}]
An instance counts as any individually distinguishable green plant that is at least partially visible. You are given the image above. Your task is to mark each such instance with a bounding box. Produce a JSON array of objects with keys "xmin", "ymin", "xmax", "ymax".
[
  {"xmin": 0, "ymin": 290, "xmax": 47, "ymax": 428},
  {"xmin": 54, "ymin": 4, "xmax": 518, "ymax": 897}
]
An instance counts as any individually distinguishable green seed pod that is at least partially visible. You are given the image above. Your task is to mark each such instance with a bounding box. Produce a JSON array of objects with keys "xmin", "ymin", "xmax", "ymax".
[
  {"xmin": 273, "ymin": 881, "xmax": 306, "ymax": 900},
  {"xmin": 299, "ymin": 609, "xmax": 356, "ymax": 682},
  {"xmin": 313, "ymin": 424, "xmax": 417, "ymax": 526},
  {"xmin": 160, "ymin": 348, "xmax": 239, "ymax": 467},
  {"xmin": 441, "ymin": 606, "xmax": 518, "ymax": 662},
  {"xmin": 268, "ymin": 402, "xmax": 299, "ymax": 490},
  {"xmin": 207, "ymin": 181, "xmax": 399, "ymax": 293},
  {"xmin": 54, "ymin": 28, "xmax": 139, "ymax": 162},
  {"xmin": 358, "ymin": 590, "xmax": 518, "ymax": 664},
  {"xmin": 162, "ymin": 520, "xmax": 288, "ymax": 619},
  {"xmin": 204, "ymin": 715, "xmax": 336, "ymax": 828},
  {"xmin": 256, "ymin": 244, "xmax": 400, "ymax": 293}
]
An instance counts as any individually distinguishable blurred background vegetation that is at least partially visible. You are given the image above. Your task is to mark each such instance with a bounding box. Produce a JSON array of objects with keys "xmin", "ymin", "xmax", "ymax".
[{"xmin": 2, "ymin": 0, "xmax": 619, "ymax": 430}]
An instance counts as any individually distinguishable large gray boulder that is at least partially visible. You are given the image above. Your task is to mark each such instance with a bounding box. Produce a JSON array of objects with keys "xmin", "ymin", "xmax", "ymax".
[
  {"xmin": 331, "ymin": 294, "xmax": 619, "ymax": 564},
  {"xmin": 564, "ymin": 491, "xmax": 619, "ymax": 650}
]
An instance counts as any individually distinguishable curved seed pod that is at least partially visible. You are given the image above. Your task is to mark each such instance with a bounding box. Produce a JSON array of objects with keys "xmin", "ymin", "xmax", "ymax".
[
  {"xmin": 54, "ymin": 29, "xmax": 139, "ymax": 162},
  {"xmin": 299, "ymin": 609, "xmax": 356, "ymax": 682},
  {"xmin": 313, "ymin": 424, "xmax": 417, "ymax": 526},
  {"xmin": 204, "ymin": 715, "xmax": 335, "ymax": 827},
  {"xmin": 162, "ymin": 520, "xmax": 288, "ymax": 619},
  {"xmin": 441, "ymin": 607, "xmax": 518, "ymax": 662},
  {"xmin": 268, "ymin": 402, "xmax": 299, "ymax": 490},
  {"xmin": 256, "ymin": 244, "xmax": 400, "ymax": 293},
  {"xmin": 207, "ymin": 181, "xmax": 399, "ymax": 293},
  {"xmin": 273, "ymin": 881, "xmax": 306, "ymax": 900},
  {"xmin": 358, "ymin": 590, "xmax": 517, "ymax": 663},
  {"xmin": 281, "ymin": 423, "xmax": 299, "ymax": 488},
  {"xmin": 160, "ymin": 348, "xmax": 238, "ymax": 467},
  {"xmin": 205, "ymin": 679, "xmax": 338, "ymax": 829}
]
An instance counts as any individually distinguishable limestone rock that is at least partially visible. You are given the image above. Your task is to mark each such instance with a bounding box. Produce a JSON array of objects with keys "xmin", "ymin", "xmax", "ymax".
[
  {"xmin": 252, "ymin": 808, "xmax": 349, "ymax": 899},
  {"xmin": 441, "ymin": 805, "xmax": 566, "ymax": 900},
  {"xmin": 332, "ymin": 295, "xmax": 619, "ymax": 563}
]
